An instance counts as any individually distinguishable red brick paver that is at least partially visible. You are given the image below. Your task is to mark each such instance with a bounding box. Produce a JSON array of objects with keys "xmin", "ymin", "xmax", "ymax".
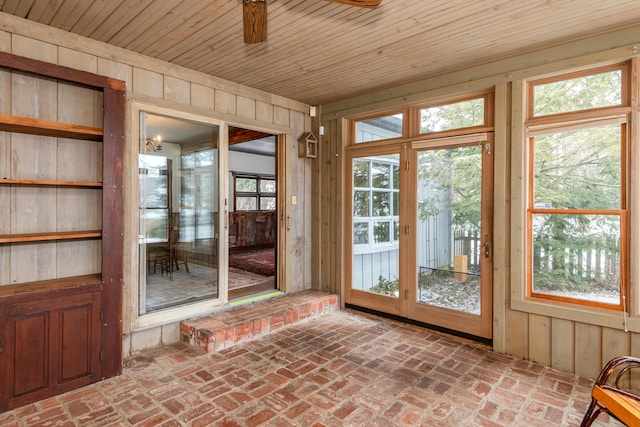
[{"xmin": 1, "ymin": 309, "xmax": 620, "ymax": 426}]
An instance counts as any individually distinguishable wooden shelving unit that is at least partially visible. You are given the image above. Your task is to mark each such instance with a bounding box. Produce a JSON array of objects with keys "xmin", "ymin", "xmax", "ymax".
[
  {"xmin": 0, "ymin": 178, "xmax": 103, "ymax": 187},
  {"xmin": 0, "ymin": 52, "xmax": 125, "ymax": 412},
  {"xmin": 0, "ymin": 230, "xmax": 102, "ymax": 244},
  {"xmin": 0, "ymin": 114, "xmax": 103, "ymax": 141}
]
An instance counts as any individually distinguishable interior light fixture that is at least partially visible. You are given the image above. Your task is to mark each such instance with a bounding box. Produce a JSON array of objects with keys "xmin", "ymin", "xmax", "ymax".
[{"xmin": 145, "ymin": 134, "xmax": 162, "ymax": 152}]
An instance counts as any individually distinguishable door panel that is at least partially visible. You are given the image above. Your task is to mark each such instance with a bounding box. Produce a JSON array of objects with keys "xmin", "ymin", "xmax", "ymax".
[
  {"xmin": 0, "ymin": 286, "xmax": 101, "ymax": 411},
  {"xmin": 347, "ymin": 152, "xmax": 403, "ymax": 315},
  {"xmin": 410, "ymin": 139, "xmax": 493, "ymax": 338}
]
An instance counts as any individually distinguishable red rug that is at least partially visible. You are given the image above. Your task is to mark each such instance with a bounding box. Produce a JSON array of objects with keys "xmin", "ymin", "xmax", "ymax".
[{"xmin": 229, "ymin": 248, "xmax": 275, "ymax": 277}]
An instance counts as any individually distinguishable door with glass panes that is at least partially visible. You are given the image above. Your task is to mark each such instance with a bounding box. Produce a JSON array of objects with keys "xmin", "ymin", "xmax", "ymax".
[{"xmin": 346, "ymin": 136, "xmax": 493, "ymax": 340}]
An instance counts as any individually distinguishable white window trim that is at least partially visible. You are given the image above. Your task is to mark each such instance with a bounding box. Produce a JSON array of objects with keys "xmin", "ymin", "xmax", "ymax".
[{"xmin": 129, "ymin": 101, "xmax": 228, "ymax": 331}]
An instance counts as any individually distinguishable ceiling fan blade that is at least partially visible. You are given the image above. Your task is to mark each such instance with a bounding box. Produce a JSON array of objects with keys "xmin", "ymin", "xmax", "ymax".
[
  {"xmin": 243, "ymin": 0, "xmax": 267, "ymax": 44},
  {"xmin": 325, "ymin": 0, "xmax": 383, "ymax": 8}
]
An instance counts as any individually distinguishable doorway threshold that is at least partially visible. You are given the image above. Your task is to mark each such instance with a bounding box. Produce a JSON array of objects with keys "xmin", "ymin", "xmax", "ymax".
[
  {"xmin": 345, "ymin": 303, "xmax": 492, "ymax": 347},
  {"xmin": 229, "ymin": 290, "xmax": 283, "ymax": 306}
]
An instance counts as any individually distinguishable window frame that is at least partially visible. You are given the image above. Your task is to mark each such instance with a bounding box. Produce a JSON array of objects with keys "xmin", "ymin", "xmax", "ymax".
[
  {"xmin": 349, "ymin": 91, "xmax": 495, "ymax": 148},
  {"xmin": 523, "ymin": 62, "xmax": 631, "ymax": 311},
  {"xmin": 233, "ymin": 172, "xmax": 276, "ymax": 212}
]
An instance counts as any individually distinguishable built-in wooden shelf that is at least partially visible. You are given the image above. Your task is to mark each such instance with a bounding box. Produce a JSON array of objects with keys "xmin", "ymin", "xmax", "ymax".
[
  {"xmin": 0, "ymin": 114, "xmax": 103, "ymax": 141},
  {"xmin": 0, "ymin": 274, "xmax": 102, "ymax": 300},
  {"xmin": 0, "ymin": 230, "xmax": 102, "ymax": 244},
  {"xmin": 0, "ymin": 178, "xmax": 102, "ymax": 187}
]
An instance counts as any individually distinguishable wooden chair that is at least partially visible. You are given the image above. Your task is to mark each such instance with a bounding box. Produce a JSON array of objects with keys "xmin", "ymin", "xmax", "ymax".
[
  {"xmin": 147, "ymin": 244, "xmax": 170, "ymax": 276},
  {"xmin": 581, "ymin": 356, "xmax": 640, "ymax": 426}
]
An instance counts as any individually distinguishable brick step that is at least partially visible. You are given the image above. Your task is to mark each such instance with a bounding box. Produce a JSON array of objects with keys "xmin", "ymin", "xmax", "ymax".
[{"xmin": 180, "ymin": 290, "xmax": 339, "ymax": 353}]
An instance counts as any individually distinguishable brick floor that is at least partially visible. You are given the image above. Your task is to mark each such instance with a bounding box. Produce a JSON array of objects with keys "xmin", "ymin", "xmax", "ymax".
[{"xmin": 0, "ymin": 308, "xmax": 621, "ymax": 426}]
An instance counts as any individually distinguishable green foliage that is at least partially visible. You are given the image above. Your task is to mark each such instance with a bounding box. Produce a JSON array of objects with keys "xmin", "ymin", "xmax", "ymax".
[
  {"xmin": 533, "ymin": 70, "xmax": 621, "ymax": 116},
  {"xmin": 417, "ymin": 146, "xmax": 482, "ymax": 231},
  {"xmin": 371, "ymin": 275, "xmax": 398, "ymax": 295},
  {"xmin": 420, "ymin": 98, "xmax": 484, "ymax": 133}
]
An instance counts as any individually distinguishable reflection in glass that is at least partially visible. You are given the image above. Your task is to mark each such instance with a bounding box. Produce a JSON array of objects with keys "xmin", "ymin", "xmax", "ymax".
[
  {"xmin": 416, "ymin": 146, "xmax": 482, "ymax": 314},
  {"xmin": 353, "ymin": 222, "xmax": 369, "ymax": 244},
  {"xmin": 531, "ymin": 213, "xmax": 620, "ymax": 304},
  {"xmin": 354, "ymin": 161, "xmax": 369, "ymax": 187},
  {"xmin": 236, "ymin": 177, "xmax": 257, "ymax": 192},
  {"xmin": 353, "ymin": 191, "xmax": 370, "ymax": 217},
  {"xmin": 260, "ymin": 179, "xmax": 276, "ymax": 193},
  {"xmin": 139, "ymin": 112, "xmax": 219, "ymax": 314},
  {"xmin": 260, "ymin": 197, "xmax": 276, "ymax": 210},
  {"xmin": 237, "ymin": 197, "xmax": 258, "ymax": 211},
  {"xmin": 372, "ymin": 162, "xmax": 390, "ymax": 188},
  {"xmin": 372, "ymin": 192, "xmax": 390, "ymax": 216}
]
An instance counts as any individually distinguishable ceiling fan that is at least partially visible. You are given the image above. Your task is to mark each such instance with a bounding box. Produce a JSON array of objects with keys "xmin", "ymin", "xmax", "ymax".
[{"xmin": 243, "ymin": 0, "xmax": 383, "ymax": 44}]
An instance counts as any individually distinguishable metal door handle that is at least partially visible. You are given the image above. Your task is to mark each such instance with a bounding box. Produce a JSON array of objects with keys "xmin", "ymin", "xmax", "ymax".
[{"xmin": 484, "ymin": 235, "xmax": 490, "ymax": 258}]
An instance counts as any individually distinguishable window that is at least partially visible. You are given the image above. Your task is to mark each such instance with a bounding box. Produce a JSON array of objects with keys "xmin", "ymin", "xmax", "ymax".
[
  {"xmin": 234, "ymin": 173, "xmax": 276, "ymax": 211},
  {"xmin": 419, "ymin": 96, "xmax": 486, "ymax": 134},
  {"xmin": 353, "ymin": 157, "xmax": 400, "ymax": 253},
  {"xmin": 526, "ymin": 64, "xmax": 629, "ymax": 309},
  {"xmin": 139, "ymin": 155, "xmax": 169, "ymax": 242},
  {"xmin": 354, "ymin": 112, "xmax": 404, "ymax": 143},
  {"xmin": 181, "ymin": 150, "xmax": 217, "ymax": 243}
]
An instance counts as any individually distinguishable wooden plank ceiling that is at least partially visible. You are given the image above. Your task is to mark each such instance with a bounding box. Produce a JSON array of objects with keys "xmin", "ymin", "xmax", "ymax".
[{"xmin": 2, "ymin": 0, "xmax": 640, "ymax": 105}]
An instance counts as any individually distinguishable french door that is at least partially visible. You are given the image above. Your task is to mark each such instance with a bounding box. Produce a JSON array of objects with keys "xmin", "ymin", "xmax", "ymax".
[{"xmin": 345, "ymin": 134, "xmax": 493, "ymax": 340}]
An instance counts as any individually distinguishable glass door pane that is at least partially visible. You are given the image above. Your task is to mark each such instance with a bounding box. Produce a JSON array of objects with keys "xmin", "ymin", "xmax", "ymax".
[
  {"xmin": 138, "ymin": 112, "xmax": 219, "ymax": 314},
  {"xmin": 416, "ymin": 145, "xmax": 482, "ymax": 314},
  {"xmin": 351, "ymin": 154, "xmax": 400, "ymax": 297}
]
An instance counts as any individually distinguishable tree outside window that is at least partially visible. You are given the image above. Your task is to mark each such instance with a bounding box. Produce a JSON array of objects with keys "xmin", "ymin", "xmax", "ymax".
[{"xmin": 526, "ymin": 64, "xmax": 628, "ymax": 308}]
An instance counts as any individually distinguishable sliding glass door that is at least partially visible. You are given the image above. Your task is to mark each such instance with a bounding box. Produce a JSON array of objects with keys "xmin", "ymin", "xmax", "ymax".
[{"xmin": 138, "ymin": 112, "xmax": 219, "ymax": 314}]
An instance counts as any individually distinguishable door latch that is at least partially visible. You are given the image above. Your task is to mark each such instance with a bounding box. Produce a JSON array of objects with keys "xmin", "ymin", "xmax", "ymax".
[{"xmin": 484, "ymin": 234, "xmax": 490, "ymax": 258}]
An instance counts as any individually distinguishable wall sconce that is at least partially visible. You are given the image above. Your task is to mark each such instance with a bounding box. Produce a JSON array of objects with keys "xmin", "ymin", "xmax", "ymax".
[{"xmin": 145, "ymin": 134, "xmax": 162, "ymax": 152}]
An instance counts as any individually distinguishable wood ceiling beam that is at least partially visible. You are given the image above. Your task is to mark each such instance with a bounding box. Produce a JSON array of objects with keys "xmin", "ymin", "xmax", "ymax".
[{"xmin": 229, "ymin": 128, "xmax": 271, "ymax": 145}]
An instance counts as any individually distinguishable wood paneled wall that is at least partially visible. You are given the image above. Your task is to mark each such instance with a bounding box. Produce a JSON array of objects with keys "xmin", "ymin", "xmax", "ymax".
[{"xmin": 0, "ymin": 13, "xmax": 315, "ymax": 339}]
